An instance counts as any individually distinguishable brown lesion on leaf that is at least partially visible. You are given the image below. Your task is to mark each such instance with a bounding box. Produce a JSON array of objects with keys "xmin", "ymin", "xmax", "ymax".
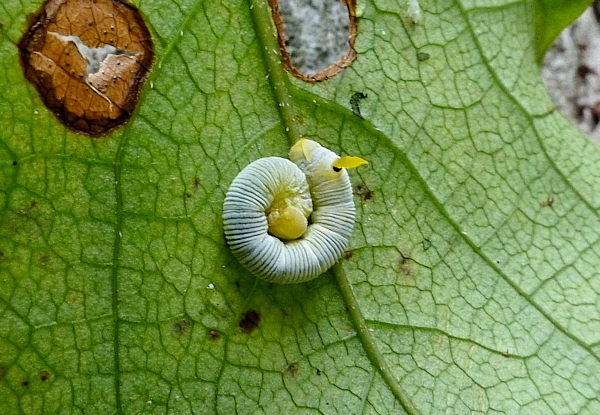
[
  {"xmin": 193, "ymin": 177, "xmax": 200, "ymax": 189},
  {"xmin": 284, "ymin": 363, "xmax": 299, "ymax": 377},
  {"xmin": 268, "ymin": 0, "xmax": 357, "ymax": 83},
  {"xmin": 39, "ymin": 370, "xmax": 51, "ymax": 381},
  {"xmin": 395, "ymin": 251, "xmax": 417, "ymax": 285},
  {"xmin": 355, "ymin": 183, "xmax": 373, "ymax": 202},
  {"xmin": 238, "ymin": 309, "xmax": 260, "ymax": 333},
  {"xmin": 18, "ymin": 0, "xmax": 154, "ymax": 136},
  {"xmin": 207, "ymin": 329, "xmax": 220, "ymax": 340},
  {"xmin": 173, "ymin": 319, "xmax": 192, "ymax": 335}
]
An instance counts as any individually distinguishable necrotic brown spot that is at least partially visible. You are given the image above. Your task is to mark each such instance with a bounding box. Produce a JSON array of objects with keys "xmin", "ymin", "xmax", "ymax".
[
  {"xmin": 239, "ymin": 310, "xmax": 260, "ymax": 333},
  {"xmin": 173, "ymin": 319, "xmax": 191, "ymax": 335},
  {"xmin": 39, "ymin": 370, "xmax": 50, "ymax": 381},
  {"xmin": 285, "ymin": 363, "xmax": 299, "ymax": 377},
  {"xmin": 207, "ymin": 329, "xmax": 220, "ymax": 340},
  {"xmin": 355, "ymin": 183, "xmax": 373, "ymax": 202},
  {"xmin": 18, "ymin": 0, "xmax": 154, "ymax": 136},
  {"xmin": 269, "ymin": 0, "xmax": 357, "ymax": 82}
]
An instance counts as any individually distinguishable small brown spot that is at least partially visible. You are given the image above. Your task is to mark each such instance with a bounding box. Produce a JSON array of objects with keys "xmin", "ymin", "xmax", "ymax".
[
  {"xmin": 22, "ymin": 380, "xmax": 29, "ymax": 387},
  {"xmin": 193, "ymin": 177, "xmax": 200, "ymax": 190},
  {"xmin": 343, "ymin": 251, "xmax": 352, "ymax": 261},
  {"xmin": 39, "ymin": 370, "xmax": 50, "ymax": 381},
  {"xmin": 184, "ymin": 192, "xmax": 192, "ymax": 199},
  {"xmin": 207, "ymin": 329, "xmax": 220, "ymax": 340},
  {"xmin": 0, "ymin": 251, "xmax": 5, "ymax": 263},
  {"xmin": 0, "ymin": 366, "xmax": 6, "ymax": 379},
  {"xmin": 18, "ymin": 0, "xmax": 154, "ymax": 136},
  {"xmin": 395, "ymin": 251, "xmax": 416, "ymax": 283},
  {"xmin": 355, "ymin": 183, "xmax": 373, "ymax": 202},
  {"xmin": 38, "ymin": 254, "xmax": 50, "ymax": 266},
  {"xmin": 316, "ymin": 369, "xmax": 321, "ymax": 376},
  {"xmin": 173, "ymin": 319, "xmax": 191, "ymax": 335},
  {"xmin": 285, "ymin": 363, "xmax": 299, "ymax": 377},
  {"xmin": 239, "ymin": 310, "xmax": 260, "ymax": 333}
]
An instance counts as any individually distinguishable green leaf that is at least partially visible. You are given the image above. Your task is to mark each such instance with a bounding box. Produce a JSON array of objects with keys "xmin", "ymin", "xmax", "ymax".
[
  {"xmin": 534, "ymin": 0, "xmax": 593, "ymax": 62},
  {"xmin": 1, "ymin": 0, "xmax": 599, "ymax": 413}
]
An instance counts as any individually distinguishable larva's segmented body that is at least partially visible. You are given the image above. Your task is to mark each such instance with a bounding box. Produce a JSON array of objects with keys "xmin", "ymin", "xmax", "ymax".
[{"xmin": 223, "ymin": 140, "xmax": 366, "ymax": 283}]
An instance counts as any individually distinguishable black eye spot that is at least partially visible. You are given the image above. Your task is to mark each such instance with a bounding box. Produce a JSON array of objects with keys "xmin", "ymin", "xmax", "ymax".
[{"xmin": 333, "ymin": 166, "xmax": 341, "ymax": 172}]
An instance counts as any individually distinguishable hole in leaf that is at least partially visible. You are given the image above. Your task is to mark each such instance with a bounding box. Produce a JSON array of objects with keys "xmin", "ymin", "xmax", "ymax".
[
  {"xmin": 269, "ymin": 0, "xmax": 357, "ymax": 82},
  {"xmin": 541, "ymin": 4, "xmax": 600, "ymax": 144},
  {"xmin": 18, "ymin": 0, "xmax": 154, "ymax": 136}
]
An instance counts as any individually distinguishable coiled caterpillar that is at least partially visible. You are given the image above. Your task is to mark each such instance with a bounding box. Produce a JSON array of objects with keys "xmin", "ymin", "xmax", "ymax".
[{"xmin": 223, "ymin": 139, "xmax": 367, "ymax": 283}]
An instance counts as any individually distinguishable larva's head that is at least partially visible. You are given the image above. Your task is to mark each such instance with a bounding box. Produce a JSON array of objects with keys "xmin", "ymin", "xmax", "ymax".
[{"xmin": 289, "ymin": 139, "xmax": 368, "ymax": 183}]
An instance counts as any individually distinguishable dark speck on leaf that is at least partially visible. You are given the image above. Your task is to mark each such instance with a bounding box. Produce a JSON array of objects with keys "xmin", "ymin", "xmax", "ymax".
[
  {"xmin": 417, "ymin": 52, "xmax": 430, "ymax": 61},
  {"xmin": 350, "ymin": 92, "xmax": 368, "ymax": 119},
  {"xmin": 285, "ymin": 363, "xmax": 299, "ymax": 377},
  {"xmin": 542, "ymin": 195, "xmax": 554, "ymax": 207},
  {"xmin": 207, "ymin": 330, "xmax": 220, "ymax": 340},
  {"xmin": 355, "ymin": 183, "xmax": 373, "ymax": 202},
  {"xmin": 173, "ymin": 319, "xmax": 191, "ymax": 335},
  {"xmin": 39, "ymin": 370, "xmax": 50, "ymax": 381},
  {"xmin": 12, "ymin": 161, "xmax": 17, "ymax": 166},
  {"xmin": 0, "ymin": 251, "xmax": 5, "ymax": 263},
  {"xmin": 239, "ymin": 310, "xmax": 260, "ymax": 333},
  {"xmin": 0, "ymin": 366, "xmax": 6, "ymax": 379},
  {"xmin": 316, "ymin": 369, "xmax": 321, "ymax": 376},
  {"xmin": 22, "ymin": 380, "xmax": 29, "ymax": 387},
  {"xmin": 343, "ymin": 251, "xmax": 352, "ymax": 260}
]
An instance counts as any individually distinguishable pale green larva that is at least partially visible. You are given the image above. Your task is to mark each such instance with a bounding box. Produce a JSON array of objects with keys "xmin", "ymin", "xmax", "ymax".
[{"xmin": 223, "ymin": 139, "xmax": 367, "ymax": 283}]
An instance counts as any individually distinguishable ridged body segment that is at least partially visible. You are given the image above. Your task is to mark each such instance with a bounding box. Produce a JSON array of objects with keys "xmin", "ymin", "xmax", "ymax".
[{"xmin": 223, "ymin": 144, "xmax": 356, "ymax": 283}]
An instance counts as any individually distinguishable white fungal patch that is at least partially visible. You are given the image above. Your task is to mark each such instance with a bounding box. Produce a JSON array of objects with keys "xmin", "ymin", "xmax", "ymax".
[
  {"xmin": 406, "ymin": 0, "xmax": 422, "ymax": 24},
  {"xmin": 223, "ymin": 140, "xmax": 366, "ymax": 283}
]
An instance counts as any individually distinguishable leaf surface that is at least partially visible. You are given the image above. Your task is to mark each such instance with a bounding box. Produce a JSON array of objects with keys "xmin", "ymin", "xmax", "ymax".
[{"xmin": 0, "ymin": 0, "xmax": 599, "ymax": 413}]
